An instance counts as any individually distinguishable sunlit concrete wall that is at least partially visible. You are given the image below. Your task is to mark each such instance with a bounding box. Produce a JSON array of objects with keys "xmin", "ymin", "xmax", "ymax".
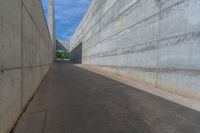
[
  {"xmin": 71, "ymin": 0, "xmax": 200, "ymax": 100},
  {"xmin": 0, "ymin": 0, "xmax": 54, "ymax": 132}
]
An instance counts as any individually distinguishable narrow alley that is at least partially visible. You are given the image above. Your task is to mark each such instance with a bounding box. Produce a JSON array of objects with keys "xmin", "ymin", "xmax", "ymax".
[{"xmin": 13, "ymin": 61, "xmax": 200, "ymax": 133}]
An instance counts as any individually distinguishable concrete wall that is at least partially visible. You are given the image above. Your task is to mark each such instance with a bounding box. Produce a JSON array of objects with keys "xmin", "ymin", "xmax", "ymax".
[
  {"xmin": 71, "ymin": 0, "xmax": 200, "ymax": 100},
  {"xmin": 48, "ymin": 0, "xmax": 56, "ymax": 49},
  {"xmin": 71, "ymin": 43, "xmax": 82, "ymax": 64},
  {"xmin": 0, "ymin": 0, "xmax": 54, "ymax": 132}
]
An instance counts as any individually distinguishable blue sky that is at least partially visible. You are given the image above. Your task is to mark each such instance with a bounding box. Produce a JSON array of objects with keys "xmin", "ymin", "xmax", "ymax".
[{"xmin": 41, "ymin": 0, "xmax": 91, "ymax": 41}]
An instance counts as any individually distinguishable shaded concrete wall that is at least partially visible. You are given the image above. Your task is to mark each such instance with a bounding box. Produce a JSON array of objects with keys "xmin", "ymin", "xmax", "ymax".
[
  {"xmin": 71, "ymin": 43, "xmax": 82, "ymax": 64},
  {"xmin": 71, "ymin": 0, "xmax": 200, "ymax": 100},
  {"xmin": 0, "ymin": 0, "xmax": 54, "ymax": 132}
]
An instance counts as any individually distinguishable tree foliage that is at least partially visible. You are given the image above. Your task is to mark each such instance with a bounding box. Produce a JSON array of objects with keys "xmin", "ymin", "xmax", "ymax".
[{"xmin": 56, "ymin": 50, "xmax": 70, "ymax": 60}]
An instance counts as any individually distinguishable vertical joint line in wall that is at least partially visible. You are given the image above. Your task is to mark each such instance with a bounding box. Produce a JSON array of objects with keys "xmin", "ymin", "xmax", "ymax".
[
  {"xmin": 20, "ymin": 0, "xmax": 24, "ymax": 111},
  {"xmin": 42, "ymin": 111, "xmax": 48, "ymax": 133},
  {"xmin": 156, "ymin": 2, "xmax": 161, "ymax": 88}
]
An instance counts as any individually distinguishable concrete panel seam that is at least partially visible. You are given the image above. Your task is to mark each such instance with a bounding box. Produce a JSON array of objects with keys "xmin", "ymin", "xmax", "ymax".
[
  {"xmin": 73, "ymin": 0, "xmax": 140, "ymax": 46},
  {"xmin": 72, "ymin": 0, "xmax": 118, "ymax": 46},
  {"xmin": 81, "ymin": 0, "xmax": 185, "ymax": 52},
  {"xmin": 21, "ymin": 0, "xmax": 24, "ymax": 111},
  {"xmin": 82, "ymin": 13, "xmax": 159, "ymax": 52},
  {"xmin": 22, "ymin": 2, "xmax": 52, "ymax": 49},
  {"xmin": 0, "ymin": 64, "xmax": 52, "ymax": 72},
  {"xmin": 83, "ymin": 32, "xmax": 200, "ymax": 58},
  {"xmin": 73, "ymin": 0, "xmax": 185, "ymax": 47},
  {"xmin": 72, "ymin": 0, "xmax": 106, "ymax": 40},
  {"xmin": 42, "ymin": 110, "xmax": 48, "ymax": 133},
  {"xmin": 11, "ymin": 65, "xmax": 52, "ymax": 133},
  {"xmin": 156, "ymin": 3, "xmax": 161, "ymax": 88}
]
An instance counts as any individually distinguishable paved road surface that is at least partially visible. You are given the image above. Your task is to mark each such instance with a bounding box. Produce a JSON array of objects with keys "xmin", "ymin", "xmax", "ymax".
[{"xmin": 13, "ymin": 61, "xmax": 200, "ymax": 133}]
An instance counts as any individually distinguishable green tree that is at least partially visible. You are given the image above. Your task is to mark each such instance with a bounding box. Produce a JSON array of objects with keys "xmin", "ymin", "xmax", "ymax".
[{"xmin": 56, "ymin": 50, "xmax": 70, "ymax": 60}]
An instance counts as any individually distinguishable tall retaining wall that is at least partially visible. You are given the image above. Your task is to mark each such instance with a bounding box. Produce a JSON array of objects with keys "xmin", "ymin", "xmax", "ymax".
[
  {"xmin": 71, "ymin": 0, "xmax": 200, "ymax": 101},
  {"xmin": 0, "ymin": 0, "xmax": 54, "ymax": 132}
]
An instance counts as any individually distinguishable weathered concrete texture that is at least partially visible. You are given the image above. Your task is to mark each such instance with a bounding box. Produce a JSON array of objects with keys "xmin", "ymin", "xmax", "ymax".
[
  {"xmin": 13, "ymin": 62, "xmax": 200, "ymax": 133},
  {"xmin": 70, "ymin": 0, "xmax": 200, "ymax": 100},
  {"xmin": 0, "ymin": 0, "xmax": 54, "ymax": 132}
]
